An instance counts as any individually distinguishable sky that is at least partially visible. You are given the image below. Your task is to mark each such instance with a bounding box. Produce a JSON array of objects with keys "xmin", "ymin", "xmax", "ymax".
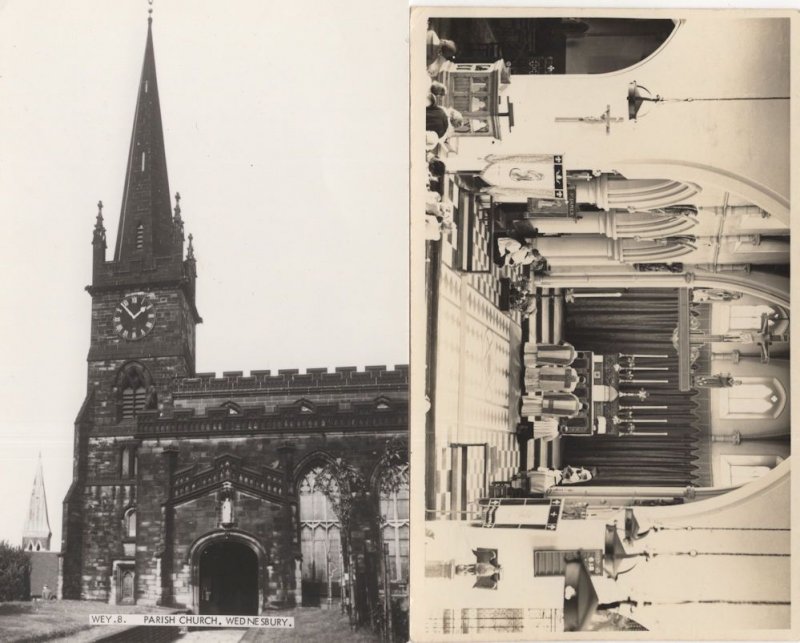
[{"xmin": 0, "ymin": 0, "xmax": 409, "ymax": 548}]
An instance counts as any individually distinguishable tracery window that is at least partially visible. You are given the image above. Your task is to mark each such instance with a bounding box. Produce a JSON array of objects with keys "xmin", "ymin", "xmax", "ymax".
[
  {"xmin": 727, "ymin": 304, "xmax": 777, "ymax": 331},
  {"xmin": 719, "ymin": 377, "xmax": 786, "ymax": 420},
  {"xmin": 115, "ymin": 363, "xmax": 154, "ymax": 421},
  {"xmin": 298, "ymin": 467, "xmax": 342, "ymax": 592},
  {"xmin": 379, "ymin": 465, "xmax": 410, "ymax": 583}
]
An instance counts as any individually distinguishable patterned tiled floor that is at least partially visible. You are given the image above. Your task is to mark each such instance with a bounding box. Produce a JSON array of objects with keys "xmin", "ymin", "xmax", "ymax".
[
  {"xmin": 430, "ymin": 176, "xmax": 572, "ymax": 518},
  {"xmin": 430, "ymin": 176, "xmax": 524, "ymax": 519}
]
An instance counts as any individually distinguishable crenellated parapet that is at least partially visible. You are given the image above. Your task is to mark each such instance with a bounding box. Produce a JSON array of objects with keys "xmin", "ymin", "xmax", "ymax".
[{"xmin": 172, "ymin": 364, "xmax": 409, "ymax": 396}]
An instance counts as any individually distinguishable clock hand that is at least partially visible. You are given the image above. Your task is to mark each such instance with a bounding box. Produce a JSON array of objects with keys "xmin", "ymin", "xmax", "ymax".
[
  {"xmin": 132, "ymin": 306, "xmax": 145, "ymax": 319},
  {"xmin": 121, "ymin": 302, "xmax": 136, "ymax": 318}
]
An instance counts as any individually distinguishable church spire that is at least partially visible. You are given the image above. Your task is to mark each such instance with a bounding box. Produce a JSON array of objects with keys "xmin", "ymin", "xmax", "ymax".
[
  {"xmin": 113, "ymin": 17, "xmax": 177, "ymax": 264},
  {"xmin": 22, "ymin": 454, "xmax": 51, "ymax": 552}
]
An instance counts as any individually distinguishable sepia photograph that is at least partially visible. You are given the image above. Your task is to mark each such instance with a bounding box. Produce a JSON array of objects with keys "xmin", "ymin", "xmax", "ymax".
[
  {"xmin": 0, "ymin": 1, "xmax": 408, "ymax": 641},
  {"xmin": 412, "ymin": 8, "xmax": 793, "ymax": 639}
]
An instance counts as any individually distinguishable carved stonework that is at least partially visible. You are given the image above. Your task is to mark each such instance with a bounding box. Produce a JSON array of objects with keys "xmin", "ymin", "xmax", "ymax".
[
  {"xmin": 220, "ymin": 483, "xmax": 235, "ymax": 528},
  {"xmin": 172, "ymin": 454, "xmax": 284, "ymax": 504}
]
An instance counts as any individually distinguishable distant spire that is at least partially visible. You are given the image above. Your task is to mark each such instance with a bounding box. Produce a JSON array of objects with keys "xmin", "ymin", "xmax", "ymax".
[
  {"xmin": 113, "ymin": 13, "xmax": 176, "ymax": 263},
  {"xmin": 22, "ymin": 454, "xmax": 51, "ymax": 552}
]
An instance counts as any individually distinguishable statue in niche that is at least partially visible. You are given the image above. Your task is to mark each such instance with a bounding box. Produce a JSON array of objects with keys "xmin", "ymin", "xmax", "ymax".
[
  {"xmin": 221, "ymin": 495, "xmax": 234, "ymax": 527},
  {"xmin": 633, "ymin": 262, "xmax": 684, "ymax": 273},
  {"xmin": 692, "ymin": 288, "xmax": 742, "ymax": 303},
  {"xmin": 693, "ymin": 373, "xmax": 742, "ymax": 388},
  {"xmin": 455, "ymin": 549, "xmax": 501, "ymax": 589},
  {"xmin": 144, "ymin": 385, "xmax": 158, "ymax": 410}
]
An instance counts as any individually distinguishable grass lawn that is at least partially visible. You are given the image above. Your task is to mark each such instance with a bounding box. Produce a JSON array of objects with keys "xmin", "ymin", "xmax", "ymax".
[{"xmin": 0, "ymin": 599, "xmax": 178, "ymax": 643}]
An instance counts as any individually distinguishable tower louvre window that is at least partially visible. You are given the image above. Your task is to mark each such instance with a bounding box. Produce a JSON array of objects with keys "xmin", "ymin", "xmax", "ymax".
[
  {"xmin": 121, "ymin": 387, "xmax": 147, "ymax": 419},
  {"xmin": 114, "ymin": 362, "xmax": 155, "ymax": 423},
  {"xmin": 135, "ymin": 224, "xmax": 144, "ymax": 250}
]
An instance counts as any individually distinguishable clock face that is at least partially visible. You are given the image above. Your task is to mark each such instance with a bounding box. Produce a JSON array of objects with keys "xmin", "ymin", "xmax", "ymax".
[{"xmin": 113, "ymin": 292, "xmax": 156, "ymax": 341}]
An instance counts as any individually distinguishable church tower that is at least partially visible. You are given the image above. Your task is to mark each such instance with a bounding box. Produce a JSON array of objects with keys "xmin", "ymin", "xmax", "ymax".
[
  {"xmin": 62, "ymin": 15, "xmax": 201, "ymax": 600},
  {"xmin": 22, "ymin": 454, "xmax": 51, "ymax": 552}
]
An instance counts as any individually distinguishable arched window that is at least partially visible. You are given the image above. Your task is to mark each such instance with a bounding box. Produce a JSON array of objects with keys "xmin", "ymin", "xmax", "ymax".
[
  {"xmin": 123, "ymin": 508, "xmax": 136, "ymax": 539},
  {"xmin": 298, "ymin": 467, "xmax": 342, "ymax": 598},
  {"xmin": 114, "ymin": 363, "xmax": 154, "ymax": 421},
  {"xmin": 379, "ymin": 466, "xmax": 409, "ymax": 583},
  {"xmin": 727, "ymin": 304, "xmax": 778, "ymax": 331},
  {"xmin": 430, "ymin": 18, "xmax": 678, "ymax": 75},
  {"xmin": 720, "ymin": 377, "xmax": 787, "ymax": 420}
]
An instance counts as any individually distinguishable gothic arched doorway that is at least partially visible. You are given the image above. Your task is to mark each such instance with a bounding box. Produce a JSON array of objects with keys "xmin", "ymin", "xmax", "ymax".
[{"xmin": 198, "ymin": 541, "xmax": 259, "ymax": 615}]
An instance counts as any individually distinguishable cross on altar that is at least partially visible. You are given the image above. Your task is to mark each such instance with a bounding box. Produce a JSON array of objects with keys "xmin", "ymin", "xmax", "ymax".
[{"xmin": 555, "ymin": 105, "xmax": 623, "ymax": 134}]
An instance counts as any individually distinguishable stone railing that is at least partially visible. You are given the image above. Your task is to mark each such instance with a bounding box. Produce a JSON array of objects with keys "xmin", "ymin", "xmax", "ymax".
[{"xmin": 135, "ymin": 407, "xmax": 407, "ymax": 438}]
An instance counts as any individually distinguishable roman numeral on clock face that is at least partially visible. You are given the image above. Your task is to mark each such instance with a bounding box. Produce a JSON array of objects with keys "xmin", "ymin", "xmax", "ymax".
[{"xmin": 115, "ymin": 292, "xmax": 156, "ymax": 341}]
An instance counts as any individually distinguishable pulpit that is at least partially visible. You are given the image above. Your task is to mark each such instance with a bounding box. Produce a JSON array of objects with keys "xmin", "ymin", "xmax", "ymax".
[{"xmin": 435, "ymin": 60, "xmax": 512, "ymax": 139}]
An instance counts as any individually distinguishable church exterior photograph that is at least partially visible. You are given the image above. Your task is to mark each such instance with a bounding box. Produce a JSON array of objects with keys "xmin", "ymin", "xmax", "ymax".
[
  {"xmin": 413, "ymin": 9, "xmax": 792, "ymax": 639},
  {"xmin": 0, "ymin": 1, "xmax": 408, "ymax": 641},
  {"xmin": 61, "ymin": 14, "xmax": 409, "ymax": 624}
]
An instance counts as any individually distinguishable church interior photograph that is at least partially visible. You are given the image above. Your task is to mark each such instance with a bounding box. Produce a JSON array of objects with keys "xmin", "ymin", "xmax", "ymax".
[{"xmin": 416, "ymin": 10, "xmax": 791, "ymax": 638}]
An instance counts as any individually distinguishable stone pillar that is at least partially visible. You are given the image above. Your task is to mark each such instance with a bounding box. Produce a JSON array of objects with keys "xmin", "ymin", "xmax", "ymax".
[
  {"xmin": 534, "ymin": 271, "xmax": 789, "ymax": 308},
  {"xmin": 574, "ymin": 175, "xmax": 701, "ymax": 211},
  {"xmin": 159, "ymin": 447, "xmax": 178, "ymax": 607},
  {"xmin": 712, "ymin": 351, "xmax": 741, "ymax": 365},
  {"xmin": 531, "ymin": 212, "xmax": 607, "ymax": 236},
  {"xmin": 277, "ymin": 444, "xmax": 297, "ymax": 606},
  {"xmin": 532, "ymin": 209, "xmax": 699, "ymax": 240},
  {"xmin": 711, "ymin": 431, "xmax": 742, "ymax": 445},
  {"xmin": 56, "ymin": 554, "xmax": 64, "ymax": 600},
  {"xmin": 533, "ymin": 236, "xmax": 621, "ymax": 266},
  {"xmin": 425, "ymin": 560, "xmax": 456, "ymax": 579},
  {"xmin": 294, "ymin": 558, "xmax": 303, "ymax": 607}
]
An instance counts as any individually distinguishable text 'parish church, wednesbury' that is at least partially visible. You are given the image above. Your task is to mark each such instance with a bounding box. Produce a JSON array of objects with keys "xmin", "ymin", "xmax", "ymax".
[{"xmin": 61, "ymin": 17, "xmax": 409, "ymax": 618}]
